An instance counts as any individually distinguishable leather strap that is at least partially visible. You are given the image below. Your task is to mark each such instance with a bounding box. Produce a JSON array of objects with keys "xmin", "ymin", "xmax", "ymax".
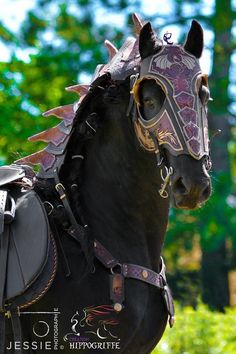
[
  {"xmin": 0, "ymin": 190, "xmax": 7, "ymax": 234},
  {"xmin": 94, "ymin": 240, "xmax": 118, "ymax": 268},
  {"xmin": 0, "ymin": 225, "xmax": 10, "ymax": 310},
  {"xmin": 0, "ymin": 312, "xmax": 5, "ymax": 354},
  {"xmin": 11, "ymin": 309, "xmax": 22, "ymax": 354},
  {"xmin": 94, "ymin": 240, "xmax": 175, "ymax": 326},
  {"xmin": 122, "ymin": 263, "xmax": 164, "ymax": 288},
  {"xmin": 0, "ymin": 309, "xmax": 22, "ymax": 354},
  {"xmin": 53, "ymin": 173, "xmax": 175, "ymax": 326},
  {"xmin": 0, "ymin": 214, "xmax": 10, "ymax": 354},
  {"xmin": 94, "ymin": 240, "xmax": 164, "ymax": 288},
  {"xmin": 54, "ymin": 169, "xmax": 92, "ymax": 267}
]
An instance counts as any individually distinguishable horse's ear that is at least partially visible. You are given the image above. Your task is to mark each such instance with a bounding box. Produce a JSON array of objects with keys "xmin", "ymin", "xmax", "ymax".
[
  {"xmin": 184, "ymin": 20, "xmax": 204, "ymax": 58},
  {"xmin": 139, "ymin": 22, "xmax": 162, "ymax": 59}
]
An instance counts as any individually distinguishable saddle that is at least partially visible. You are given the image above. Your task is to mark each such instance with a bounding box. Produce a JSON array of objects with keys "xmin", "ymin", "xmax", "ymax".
[{"xmin": 0, "ymin": 164, "xmax": 57, "ymax": 354}]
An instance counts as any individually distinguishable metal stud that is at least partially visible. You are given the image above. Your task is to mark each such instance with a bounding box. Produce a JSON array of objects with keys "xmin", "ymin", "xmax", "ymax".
[
  {"xmin": 114, "ymin": 303, "xmax": 123, "ymax": 312},
  {"xmin": 142, "ymin": 270, "xmax": 148, "ymax": 279}
]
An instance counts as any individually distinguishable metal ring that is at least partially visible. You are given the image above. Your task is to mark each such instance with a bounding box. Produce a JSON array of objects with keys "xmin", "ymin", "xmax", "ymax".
[
  {"xmin": 158, "ymin": 188, "xmax": 169, "ymax": 199},
  {"xmin": 43, "ymin": 201, "xmax": 54, "ymax": 216},
  {"xmin": 110, "ymin": 263, "xmax": 122, "ymax": 275}
]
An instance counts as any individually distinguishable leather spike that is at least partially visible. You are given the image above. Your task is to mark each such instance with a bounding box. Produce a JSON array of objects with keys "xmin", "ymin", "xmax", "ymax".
[
  {"xmin": 28, "ymin": 126, "xmax": 67, "ymax": 146},
  {"xmin": 43, "ymin": 104, "xmax": 75, "ymax": 125},
  {"xmin": 76, "ymin": 94, "xmax": 86, "ymax": 108},
  {"xmin": 15, "ymin": 150, "xmax": 56, "ymax": 170},
  {"xmin": 104, "ymin": 40, "xmax": 118, "ymax": 59},
  {"xmin": 132, "ymin": 13, "xmax": 144, "ymax": 35},
  {"xmin": 65, "ymin": 84, "xmax": 90, "ymax": 96}
]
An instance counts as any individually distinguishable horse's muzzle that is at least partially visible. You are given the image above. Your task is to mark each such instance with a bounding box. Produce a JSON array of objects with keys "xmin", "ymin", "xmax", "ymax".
[{"xmin": 171, "ymin": 173, "xmax": 211, "ymax": 210}]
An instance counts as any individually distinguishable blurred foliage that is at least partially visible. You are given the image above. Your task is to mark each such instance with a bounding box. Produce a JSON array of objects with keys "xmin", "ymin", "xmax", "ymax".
[
  {"xmin": 152, "ymin": 303, "xmax": 236, "ymax": 354},
  {"xmin": 0, "ymin": 0, "xmax": 236, "ymax": 307}
]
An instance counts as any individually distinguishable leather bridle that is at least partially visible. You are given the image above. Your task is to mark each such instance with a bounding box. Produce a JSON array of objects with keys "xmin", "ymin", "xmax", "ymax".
[{"xmin": 129, "ymin": 45, "xmax": 212, "ymax": 198}]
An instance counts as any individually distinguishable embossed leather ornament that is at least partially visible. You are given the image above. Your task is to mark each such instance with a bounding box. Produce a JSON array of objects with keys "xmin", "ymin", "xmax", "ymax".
[{"xmin": 132, "ymin": 45, "xmax": 209, "ymax": 160}]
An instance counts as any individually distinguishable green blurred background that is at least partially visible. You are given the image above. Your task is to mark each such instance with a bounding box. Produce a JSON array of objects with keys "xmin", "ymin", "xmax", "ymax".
[{"xmin": 0, "ymin": 0, "xmax": 236, "ymax": 352}]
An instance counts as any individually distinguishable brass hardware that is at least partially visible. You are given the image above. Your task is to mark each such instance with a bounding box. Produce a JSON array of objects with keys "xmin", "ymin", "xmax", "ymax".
[
  {"xmin": 5, "ymin": 310, "xmax": 11, "ymax": 319},
  {"xmin": 114, "ymin": 303, "xmax": 122, "ymax": 312},
  {"xmin": 142, "ymin": 270, "xmax": 148, "ymax": 279},
  {"xmin": 55, "ymin": 183, "xmax": 66, "ymax": 200}
]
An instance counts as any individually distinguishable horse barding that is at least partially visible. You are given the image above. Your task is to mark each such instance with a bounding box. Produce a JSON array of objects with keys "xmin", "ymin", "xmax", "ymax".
[{"xmin": 0, "ymin": 14, "xmax": 212, "ymax": 354}]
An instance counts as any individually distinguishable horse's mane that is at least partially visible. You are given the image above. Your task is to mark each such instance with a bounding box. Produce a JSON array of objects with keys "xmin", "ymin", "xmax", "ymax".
[{"xmin": 16, "ymin": 14, "xmax": 144, "ymax": 180}]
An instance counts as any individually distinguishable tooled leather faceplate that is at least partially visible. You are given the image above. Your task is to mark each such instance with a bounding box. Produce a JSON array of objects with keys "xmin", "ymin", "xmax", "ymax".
[{"xmin": 134, "ymin": 45, "xmax": 209, "ymax": 160}]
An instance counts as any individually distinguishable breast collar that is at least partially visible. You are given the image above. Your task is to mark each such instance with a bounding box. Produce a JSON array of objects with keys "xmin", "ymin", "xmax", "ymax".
[{"xmin": 132, "ymin": 45, "xmax": 209, "ymax": 161}]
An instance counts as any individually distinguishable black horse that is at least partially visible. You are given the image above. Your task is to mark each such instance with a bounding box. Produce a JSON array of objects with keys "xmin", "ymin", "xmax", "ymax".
[{"xmin": 3, "ymin": 16, "xmax": 211, "ymax": 354}]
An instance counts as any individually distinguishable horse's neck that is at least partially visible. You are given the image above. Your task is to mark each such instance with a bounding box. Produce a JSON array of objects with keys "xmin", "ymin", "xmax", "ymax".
[{"xmin": 72, "ymin": 107, "xmax": 170, "ymax": 271}]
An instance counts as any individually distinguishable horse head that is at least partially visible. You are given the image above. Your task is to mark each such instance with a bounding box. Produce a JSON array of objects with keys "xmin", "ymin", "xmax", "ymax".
[{"xmin": 132, "ymin": 21, "xmax": 212, "ymax": 210}]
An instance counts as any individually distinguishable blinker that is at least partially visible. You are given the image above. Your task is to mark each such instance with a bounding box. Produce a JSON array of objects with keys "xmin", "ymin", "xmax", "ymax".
[{"xmin": 132, "ymin": 45, "xmax": 210, "ymax": 161}]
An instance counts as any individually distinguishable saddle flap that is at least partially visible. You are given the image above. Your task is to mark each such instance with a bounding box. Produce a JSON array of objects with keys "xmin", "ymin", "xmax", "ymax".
[{"xmin": 4, "ymin": 189, "xmax": 50, "ymax": 300}]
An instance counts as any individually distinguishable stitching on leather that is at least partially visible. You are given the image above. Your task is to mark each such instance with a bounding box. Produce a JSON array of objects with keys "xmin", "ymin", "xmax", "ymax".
[{"xmin": 19, "ymin": 234, "xmax": 58, "ymax": 309}]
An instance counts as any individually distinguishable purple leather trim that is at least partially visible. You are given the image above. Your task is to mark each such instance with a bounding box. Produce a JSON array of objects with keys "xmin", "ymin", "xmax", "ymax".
[
  {"xmin": 94, "ymin": 240, "xmax": 165, "ymax": 290},
  {"xmin": 122, "ymin": 263, "xmax": 164, "ymax": 288},
  {"xmin": 94, "ymin": 241, "xmax": 118, "ymax": 269},
  {"xmin": 138, "ymin": 45, "xmax": 209, "ymax": 159}
]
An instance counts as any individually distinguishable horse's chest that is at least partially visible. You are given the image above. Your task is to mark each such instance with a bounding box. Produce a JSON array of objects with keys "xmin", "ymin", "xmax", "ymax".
[{"xmin": 16, "ymin": 261, "xmax": 167, "ymax": 353}]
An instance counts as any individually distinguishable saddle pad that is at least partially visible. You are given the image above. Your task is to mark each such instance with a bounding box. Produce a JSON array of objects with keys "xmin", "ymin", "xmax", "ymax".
[{"xmin": 4, "ymin": 189, "xmax": 50, "ymax": 300}]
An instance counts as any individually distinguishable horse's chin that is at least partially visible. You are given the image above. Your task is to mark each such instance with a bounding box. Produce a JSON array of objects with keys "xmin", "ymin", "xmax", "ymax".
[{"xmin": 170, "ymin": 195, "xmax": 204, "ymax": 210}]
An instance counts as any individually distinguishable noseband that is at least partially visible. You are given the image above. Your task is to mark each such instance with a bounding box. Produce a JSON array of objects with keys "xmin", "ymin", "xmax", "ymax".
[{"xmin": 130, "ymin": 45, "xmax": 211, "ymax": 198}]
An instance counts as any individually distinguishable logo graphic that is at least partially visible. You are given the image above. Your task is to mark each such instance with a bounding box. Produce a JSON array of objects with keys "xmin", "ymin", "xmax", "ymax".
[
  {"xmin": 6, "ymin": 306, "xmax": 121, "ymax": 351},
  {"xmin": 33, "ymin": 321, "xmax": 50, "ymax": 338},
  {"xmin": 64, "ymin": 305, "xmax": 119, "ymax": 342}
]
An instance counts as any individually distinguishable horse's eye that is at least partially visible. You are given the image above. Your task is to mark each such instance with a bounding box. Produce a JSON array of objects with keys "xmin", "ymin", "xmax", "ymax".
[
  {"xmin": 143, "ymin": 98, "xmax": 155, "ymax": 109},
  {"xmin": 199, "ymin": 85, "xmax": 210, "ymax": 105}
]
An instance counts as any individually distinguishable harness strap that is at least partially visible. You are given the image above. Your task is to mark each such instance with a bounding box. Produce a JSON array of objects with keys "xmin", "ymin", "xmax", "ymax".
[
  {"xmin": 54, "ymin": 175, "xmax": 175, "ymax": 327},
  {"xmin": 94, "ymin": 240, "xmax": 175, "ymax": 327},
  {"xmin": 10, "ymin": 309, "xmax": 22, "ymax": 354},
  {"xmin": 54, "ymin": 169, "xmax": 92, "ymax": 269},
  {"xmin": 0, "ymin": 190, "xmax": 7, "ymax": 234},
  {"xmin": 126, "ymin": 73, "xmax": 139, "ymax": 118},
  {"xmin": 0, "ymin": 313, "xmax": 5, "ymax": 354},
  {"xmin": 94, "ymin": 240, "xmax": 118, "ymax": 268},
  {"xmin": 0, "ymin": 226, "xmax": 10, "ymax": 310},
  {"xmin": 0, "ymin": 309, "xmax": 22, "ymax": 354},
  {"xmin": 0, "ymin": 189, "xmax": 22, "ymax": 352},
  {"xmin": 94, "ymin": 240, "xmax": 164, "ymax": 288}
]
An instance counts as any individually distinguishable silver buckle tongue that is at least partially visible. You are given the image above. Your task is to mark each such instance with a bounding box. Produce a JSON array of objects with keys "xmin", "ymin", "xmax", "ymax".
[{"xmin": 159, "ymin": 166, "xmax": 173, "ymax": 198}]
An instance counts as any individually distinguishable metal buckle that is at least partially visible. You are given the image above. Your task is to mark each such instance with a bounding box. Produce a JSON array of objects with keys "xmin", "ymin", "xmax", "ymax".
[{"xmin": 55, "ymin": 183, "xmax": 66, "ymax": 200}]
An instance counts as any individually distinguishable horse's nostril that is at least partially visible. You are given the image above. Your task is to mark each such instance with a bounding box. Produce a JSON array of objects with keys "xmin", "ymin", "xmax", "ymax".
[
  {"xmin": 172, "ymin": 177, "xmax": 188, "ymax": 195},
  {"xmin": 201, "ymin": 182, "xmax": 211, "ymax": 200}
]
